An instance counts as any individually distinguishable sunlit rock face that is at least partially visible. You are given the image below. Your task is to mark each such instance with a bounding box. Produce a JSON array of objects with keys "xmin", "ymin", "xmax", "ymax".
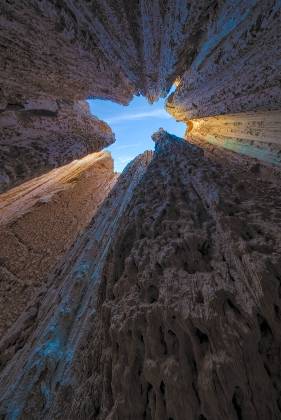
[
  {"xmin": 0, "ymin": 151, "xmax": 116, "ymax": 341},
  {"xmin": 0, "ymin": 100, "xmax": 114, "ymax": 192},
  {"xmin": 0, "ymin": 151, "xmax": 153, "ymax": 419},
  {"xmin": 186, "ymin": 111, "xmax": 281, "ymax": 167}
]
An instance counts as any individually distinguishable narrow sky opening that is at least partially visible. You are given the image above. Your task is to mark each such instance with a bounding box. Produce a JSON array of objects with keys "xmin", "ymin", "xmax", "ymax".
[{"xmin": 87, "ymin": 89, "xmax": 186, "ymax": 172}]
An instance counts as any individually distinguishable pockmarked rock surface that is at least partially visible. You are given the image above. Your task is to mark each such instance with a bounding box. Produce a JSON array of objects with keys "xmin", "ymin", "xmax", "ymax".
[
  {"xmin": 1, "ymin": 0, "xmax": 281, "ymax": 195},
  {"xmin": 1, "ymin": 131, "xmax": 281, "ymax": 419},
  {"xmin": 0, "ymin": 100, "xmax": 114, "ymax": 192},
  {"xmin": 165, "ymin": 1, "xmax": 281, "ymax": 168},
  {"xmin": 0, "ymin": 151, "xmax": 116, "ymax": 341},
  {"xmin": 65, "ymin": 130, "xmax": 281, "ymax": 420},
  {"xmin": 0, "ymin": 0, "xmax": 215, "ymax": 103}
]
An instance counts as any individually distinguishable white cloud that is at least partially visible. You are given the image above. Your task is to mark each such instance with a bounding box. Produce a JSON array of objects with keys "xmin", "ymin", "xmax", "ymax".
[
  {"xmin": 117, "ymin": 156, "xmax": 134, "ymax": 164},
  {"xmin": 111, "ymin": 142, "xmax": 141, "ymax": 150},
  {"xmin": 107, "ymin": 109, "xmax": 170, "ymax": 124}
]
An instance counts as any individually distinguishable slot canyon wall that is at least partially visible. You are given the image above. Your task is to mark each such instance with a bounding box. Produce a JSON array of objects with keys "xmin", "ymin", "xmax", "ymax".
[
  {"xmin": 1, "ymin": 1, "xmax": 281, "ymax": 419},
  {"xmin": 0, "ymin": 151, "xmax": 116, "ymax": 339},
  {"xmin": 0, "ymin": 100, "xmax": 115, "ymax": 192},
  {"xmin": 165, "ymin": 1, "xmax": 281, "ymax": 163},
  {"xmin": 0, "ymin": 151, "xmax": 153, "ymax": 418}
]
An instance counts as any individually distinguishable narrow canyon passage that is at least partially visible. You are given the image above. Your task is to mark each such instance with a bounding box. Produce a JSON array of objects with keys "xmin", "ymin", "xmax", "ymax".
[
  {"xmin": 1, "ymin": 130, "xmax": 281, "ymax": 419},
  {"xmin": 1, "ymin": 1, "xmax": 281, "ymax": 419}
]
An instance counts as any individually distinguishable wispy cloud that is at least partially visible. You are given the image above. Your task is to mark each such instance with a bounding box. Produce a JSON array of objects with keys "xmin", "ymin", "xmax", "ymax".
[
  {"xmin": 117, "ymin": 156, "xmax": 134, "ymax": 164},
  {"xmin": 111, "ymin": 142, "xmax": 141, "ymax": 150},
  {"xmin": 107, "ymin": 109, "xmax": 169, "ymax": 124}
]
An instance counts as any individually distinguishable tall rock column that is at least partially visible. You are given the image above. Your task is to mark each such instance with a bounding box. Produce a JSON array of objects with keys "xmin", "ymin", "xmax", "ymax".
[
  {"xmin": 166, "ymin": 1, "xmax": 281, "ymax": 167},
  {"xmin": 0, "ymin": 151, "xmax": 153, "ymax": 419},
  {"xmin": 0, "ymin": 151, "xmax": 117, "ymax": 341},
  {"xmin": 69, "ymin": 130, "xmax": 281, "ymax": 420}
]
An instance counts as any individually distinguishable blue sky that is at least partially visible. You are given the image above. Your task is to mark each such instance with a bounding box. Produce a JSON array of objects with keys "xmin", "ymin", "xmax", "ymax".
[{"xmin": 87, "ymin": 92, "xmax": 186, "ymax": 172}]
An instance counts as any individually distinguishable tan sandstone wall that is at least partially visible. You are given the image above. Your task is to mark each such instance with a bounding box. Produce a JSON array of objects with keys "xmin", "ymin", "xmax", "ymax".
[{"xmin": 0, "ymin": 151, "xmax": 117, "ymax": 340}]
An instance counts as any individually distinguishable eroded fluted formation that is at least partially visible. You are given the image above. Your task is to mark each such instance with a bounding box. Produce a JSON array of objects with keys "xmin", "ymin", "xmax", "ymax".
[
  {"xmin": 0, "ymin": 151, "xmax": 116, "ymax": 339},
  {"xmin": 0, "ymin": 151, "xmax": 153, "ymax": 419},
  {"xmin": 0, "ymin": 0, "xmax": 217, "ymax": 192},
  {"xmin": 1, "ymin": 1, "xmax": 281, "ymax": 419},
  {"xmin": 68, "ymin": 130, "xmax": 281, "ymax": 420},
  {"xmin": 166, "ymin": 1, "xmax": 281, "ymax": 120},
  {"xmin": 1, "ymin": 0, "xmax": 281, "ymax": 192},
  {"xmin": 185, "ymin": 111, "xmax": 281, "ymax": 167},
  {"xmin": 166, "ymin": 1, "xmax": 281, "ymax": 164},
  {"xmin": 0, "ymin": 100, "xmax": 114, "ymax": 192},
  {"xmin": 1, "ymin": 131, "xmax": 280, "ymax": 419},
  {"xmin": 0, "ymin": 0, "xmax": 216, "ymax": 104}
]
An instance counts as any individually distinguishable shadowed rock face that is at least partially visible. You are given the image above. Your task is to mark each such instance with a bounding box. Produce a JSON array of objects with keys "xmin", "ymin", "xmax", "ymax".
[
  {"xmin": 0, "ymin": 151, "xmax": 153, "ymax": 419},
  {"xmin": 64, "ymin": 130, "xmax": 281, "ymax": 420},
  {"xmin": 165, "ymin": 1, "xmax": 281, "ymax": 165},
  {"xmin": 0, "ymin": 0, "xmax": 216, "ymax": 103},
  {"xmin": 1, "ymin": 131, "xmax": 281, "ymax": 419},
  {"xmin": 1, "ymin": 0, "xmax": 281, "ymax": 191},
  {"xmin": 166, "ymin": 1, "xmax": 281, "ymax": 120},
  {"xmin": 0, "ymin": 100, "xmax": 114, "ymax": 192}
]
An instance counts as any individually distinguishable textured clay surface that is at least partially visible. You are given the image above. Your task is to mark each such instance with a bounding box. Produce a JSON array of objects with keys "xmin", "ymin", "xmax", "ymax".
[
  {"xmin": 166, "ymin": 1, "xmax": 281, "ymax": 120},
  {"xmin": 0, "ymin": 100, "xmax": 114, "ymax": 192},
  {"xmin": 1, "ymin": 132, "xmax": 281, "ymax": 419},
  {"xmin": 186, "ymin": 111, "xmax": 281, "ymax": 167},
  {"xmin": 0, "ymin": 151, "xmax": 116, "ymax": 341},
  {"xmin": 68, "ymin": 131, "xmax": 281, "ymax": 420},
  {"xmin": 0, "ymin": 0, "xmax": 215, "ymax": 103},
  {"xmin": 0, "ymin": 151, "xmax": 153, "ymax": 419},
  {"xmin": 1, "ymin": 1, "xmax": 281, "ymax": 419}
]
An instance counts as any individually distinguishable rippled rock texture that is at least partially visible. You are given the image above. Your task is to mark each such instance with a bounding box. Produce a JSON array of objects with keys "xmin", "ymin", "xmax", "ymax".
[
  {"xmin": 185, "ymin": 111, "xmax": 281, "ymax": 167},
  {"xmin": 165, "ymin": 1, "xmax": 281, "ymax": 168},
  {"xmin": 64, "ymin": 130, "xmax": 281, "ymax": 420},
  {"xmin": 0, "ymin": 0, "xmax": 215, "ymax": 103},
  {"xmin": 1, "ymin": 131, "xmax": 281, "ymax": 419},
  {"xmin": 1, "ymin": 0, "xmax": 281, "ymax": 193},
  {"xmin": 166, "ymin": 1, "xmax": 281, "ymax": 120},
  {"xmin": 0, "ymin": 151, "xmax": 153, "ymax": 419},
  {"xmin": 0, "ymin": 100, "xmax": 114, "ymax": 193}
]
